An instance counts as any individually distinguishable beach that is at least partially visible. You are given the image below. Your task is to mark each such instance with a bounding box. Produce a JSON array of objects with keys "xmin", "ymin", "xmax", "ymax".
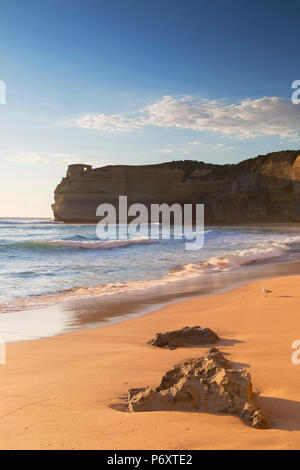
[
  {"xmin": 0, "ymin": 274, "xmax": 300, "ymax": 450},
  {"xmin": 3, "ymin": 219, "xmax": 300, "ymax": 343},
  {"xmin": 3, "ymin": 0, "xmax": 300, "ymax": 454}
]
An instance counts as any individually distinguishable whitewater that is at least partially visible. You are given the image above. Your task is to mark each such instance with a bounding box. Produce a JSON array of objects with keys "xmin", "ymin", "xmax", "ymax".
[{"xmin": 1, "ymin": 218, "xmax": 300, "ymax": 317}]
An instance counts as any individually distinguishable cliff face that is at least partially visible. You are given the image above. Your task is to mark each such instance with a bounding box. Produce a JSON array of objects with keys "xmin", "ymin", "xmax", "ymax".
[{"xmin": 51, "ymin": 150, "xmax": 300, "ymax": 223}]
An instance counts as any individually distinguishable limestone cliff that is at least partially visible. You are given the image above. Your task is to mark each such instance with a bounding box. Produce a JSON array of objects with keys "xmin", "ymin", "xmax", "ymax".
[{"xmin": 51, "ymin": 150, "xmax": 300, "ymax": 223}]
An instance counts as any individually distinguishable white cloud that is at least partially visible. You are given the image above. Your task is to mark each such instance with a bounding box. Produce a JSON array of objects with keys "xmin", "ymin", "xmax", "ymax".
[
  {"xmin": 7, "ymin": 152, "xmax": 80, "ymax": 164},
  {"xmin": 206, "ymin": 143, "xmax": 236, "ymax": 151},
  {"xmin": 7, "ymin": 152, "xmax": 50, "ymax": 164},
  {"xmin": 187, "ymin": 141, "xmax": 236, "ymax": 152},
  {"xmin": 6, "ymin": 152, "xmax": 109, "ymax": 168},
  {"xmin": 154, "ymin": 148, "xmax": 191, "ymax": 155},
  {"xmin": 154, "ymin": 148, "xmax": 174, "ymax": 154},
  {"xmin": 187, "ymin": 141, "xmax": 204, "ymax": 145},
  {"xmin": 68, "ymin": 95, "xmax": 300, "ymax": 140},
  {"xmin": 66, "ymin": 113, "xmax": 146, "ymax": 132}
]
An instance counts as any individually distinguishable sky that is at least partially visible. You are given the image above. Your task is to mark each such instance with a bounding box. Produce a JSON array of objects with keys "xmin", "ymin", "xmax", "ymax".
[{"xmin": 1, "ymin": 0, "xmax": 300, "ymax": 217}]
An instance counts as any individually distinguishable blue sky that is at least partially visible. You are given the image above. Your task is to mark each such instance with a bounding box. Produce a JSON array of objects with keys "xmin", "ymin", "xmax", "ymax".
[{"xmin": 1, "ymin": 0, "xmax": 300, "ymax": 216}]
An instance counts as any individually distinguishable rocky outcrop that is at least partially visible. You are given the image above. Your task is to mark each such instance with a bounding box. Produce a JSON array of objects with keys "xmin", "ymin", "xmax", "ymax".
[
  {"xmin": 150, "ymin": 326, "xmax": 219, "ymax": 349},
  {"xmin": 52, "ymin": 150, "xmax": 300, "ymax": 223},
  {"xmin": 126, "ymin": 348, "xmax": 268, "ymax": 429}
]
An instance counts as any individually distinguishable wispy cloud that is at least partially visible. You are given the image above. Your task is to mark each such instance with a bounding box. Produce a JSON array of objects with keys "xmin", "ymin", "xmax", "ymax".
[
  {"xmin": 6, "ymin": 152, "xmax": 111, "ymax": 168},
  {"xmin": 187, "ymin": 141, "xmax": 204, "ymax": 146},
  {"xmin": 67, "ymin": 95, "xmax": 300, "ymax": 140},
  {"xmin": 206, "ymin": 143, "xmax": 236, "ymax": 151},
  {"xmin": 66, "ymin": 113, "xmax": 146, "ymax": 132},
  {"xmin": 154, "ymin": 148, "xmax": 191, "ymax": 155},
  {"xmin": 154, "ymin": 148, "xmax": 174, "ymax": 154},
  {"xmin": 7, "ymin": 152, "xmax": 50, "ymax": 164},
  {"xmin": 188, "ymin": 141, "xmax": 236, "ymax": 152}
]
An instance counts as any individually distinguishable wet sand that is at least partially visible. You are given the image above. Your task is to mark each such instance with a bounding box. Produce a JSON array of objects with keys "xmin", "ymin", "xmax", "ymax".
[
  {"xmin": 0, "ymin": 274, "xmax": 300, "ymax": 449},
  {"xmin": 3, "ymin": 257, "xmax": 300, "ymax": 343}
]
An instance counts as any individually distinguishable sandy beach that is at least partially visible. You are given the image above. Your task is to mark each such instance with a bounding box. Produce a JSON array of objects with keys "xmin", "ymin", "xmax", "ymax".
[{"xmin": 0, "ymin": 274, "xmax": 300, "ymax": 450}]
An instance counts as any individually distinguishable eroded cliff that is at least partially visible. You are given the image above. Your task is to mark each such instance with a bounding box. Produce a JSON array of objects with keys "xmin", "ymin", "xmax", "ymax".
[{"xmin": 51, "ymin": 150, "xmax": 300, "ymax": 223}]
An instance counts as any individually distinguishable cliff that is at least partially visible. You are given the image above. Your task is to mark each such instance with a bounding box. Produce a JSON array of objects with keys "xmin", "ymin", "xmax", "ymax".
[{"xmin": 51, "ymin": 150, "xmax": 300, "ymax": 223}]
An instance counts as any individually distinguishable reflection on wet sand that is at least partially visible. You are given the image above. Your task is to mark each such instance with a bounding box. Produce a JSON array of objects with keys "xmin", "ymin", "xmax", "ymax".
[
  {"xmin": 64, "ymin": 258, "xmax": 300, "ymax": 329},
  {"xmin": 3, "ymin": 258, "xmax": 300, "ymax": 343}
]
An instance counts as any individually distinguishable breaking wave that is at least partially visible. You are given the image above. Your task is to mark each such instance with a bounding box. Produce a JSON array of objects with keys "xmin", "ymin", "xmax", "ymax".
[
  {"xmin": 173, "ymin": 238, "xmax": 298, "ymax": 276},
  {"xmin": 3, "ymin": 237, "xmax": 158, "ymax": 250},
  {"xmin": 2, "ymin": 235, "xmax": 300, "ymax": 313},
  {"xmin": 0, "ymin": 219, "xmax": 55, "ymax": 225}
]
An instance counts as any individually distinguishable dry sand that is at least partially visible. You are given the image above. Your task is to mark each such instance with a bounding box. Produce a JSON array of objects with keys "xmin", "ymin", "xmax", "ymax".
[{"xmin": 1, "ymin": 275, "xmax": 300, "ymax": 450}]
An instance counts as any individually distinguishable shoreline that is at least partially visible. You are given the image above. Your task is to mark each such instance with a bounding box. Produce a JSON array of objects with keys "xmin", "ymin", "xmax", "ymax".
[
  {"xmin": 3, "ymin": 255, "xmax": 300, "ymax": 344},
  {"xmin": 1, "ymin": 274, "xmax": 300, "ymax": 449},
  {"xmin": 3, "ymin": 220, "xmax": 300, "ymax": 344}
]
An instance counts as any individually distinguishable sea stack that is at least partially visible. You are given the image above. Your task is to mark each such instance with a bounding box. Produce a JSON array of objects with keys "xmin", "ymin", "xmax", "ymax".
[{"xmin": 52, "ymin": 150, "xmax": 300, "ymax": 223}]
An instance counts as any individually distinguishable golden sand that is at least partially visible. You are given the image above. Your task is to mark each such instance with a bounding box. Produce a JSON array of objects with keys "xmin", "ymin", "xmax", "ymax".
[{"xmin": 0, "ymin": 275, "xmax": 300, "ymax": 449}]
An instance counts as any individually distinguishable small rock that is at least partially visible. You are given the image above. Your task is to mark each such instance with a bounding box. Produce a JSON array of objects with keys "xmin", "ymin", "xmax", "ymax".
[
  {"xmin": 126, "ymin": 348, "xmax": 268, "ymax": 429},
  {"xmin": 150, "ymin": 326, "xmax": 219, "ymax": 349}
]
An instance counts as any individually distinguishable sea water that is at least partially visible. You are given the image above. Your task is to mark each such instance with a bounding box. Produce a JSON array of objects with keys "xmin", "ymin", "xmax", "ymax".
[{"xmin": 1, "ymin": 218, "xmax": 300, "ymax": 340}]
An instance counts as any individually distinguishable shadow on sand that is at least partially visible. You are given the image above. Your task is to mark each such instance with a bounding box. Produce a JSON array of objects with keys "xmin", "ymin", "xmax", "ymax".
[{"xmin": 255, "ymin": 396, "xmax": 300, "ymax": 431}]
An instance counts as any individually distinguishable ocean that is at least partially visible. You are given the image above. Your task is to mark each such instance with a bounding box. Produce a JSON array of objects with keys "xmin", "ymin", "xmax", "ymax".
[{"xmin": 1, "ymin": 217, "xmax": 300, "ymax": 341}]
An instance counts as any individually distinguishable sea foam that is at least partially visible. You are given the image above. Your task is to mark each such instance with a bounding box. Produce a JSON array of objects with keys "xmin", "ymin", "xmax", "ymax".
[{"xmin": 2, "ymin": 235, "xmax": 300, "ymax": 313}]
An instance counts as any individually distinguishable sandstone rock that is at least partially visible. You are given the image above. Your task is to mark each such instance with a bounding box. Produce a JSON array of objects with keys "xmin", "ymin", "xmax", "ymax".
[
  {"xmin": 150, "ymin": 326, "xmax": 219, "ymax": 349},
  {"xmin": 52, "ymin": 150, "xmax": 300, "ymax": 223},
  {"xmin": 126, "ymin": 348, "xmax": 268, "ymax": 429}
]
